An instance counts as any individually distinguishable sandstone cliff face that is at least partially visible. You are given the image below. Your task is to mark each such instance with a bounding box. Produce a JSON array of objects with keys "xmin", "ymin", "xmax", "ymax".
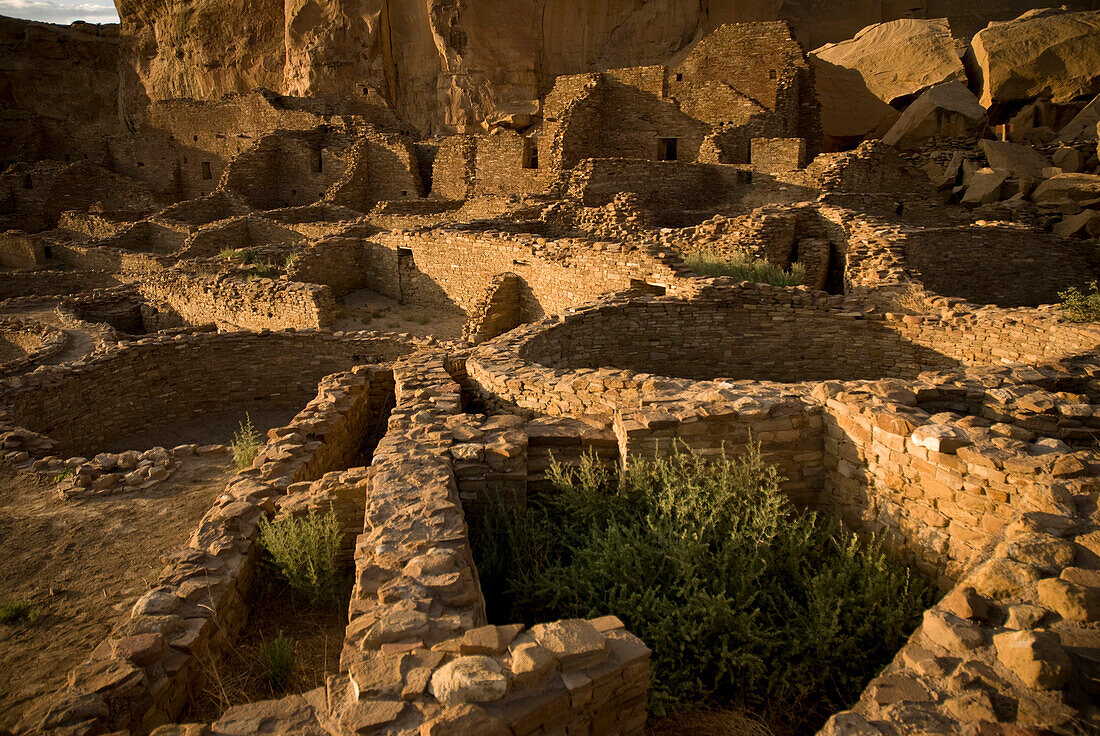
[
  {"xmin": 0, "ymin": 17, "xmax": 121, "ymax": 163},
  {"xmin": 114, "ymin": 0, "xmax": 1100, "ymax": 136}
]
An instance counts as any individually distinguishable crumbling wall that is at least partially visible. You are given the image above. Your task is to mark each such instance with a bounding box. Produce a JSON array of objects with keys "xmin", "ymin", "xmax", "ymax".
[
  {"xmin": 377, "ymin": 228, "xmax": 687, "ymax": 316},
  {"xmin": 137, "ymin": 270, "xmax": 338, "ymax": 330},
  {"xmin": 0, "ymin": 331, "xmax": 415, "ymax": 457}
]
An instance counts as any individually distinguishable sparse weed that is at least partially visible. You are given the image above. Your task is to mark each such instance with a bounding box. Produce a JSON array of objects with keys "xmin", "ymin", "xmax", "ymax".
[
  {"xmin": 0, "ymin": 600, "xmax": 38, "ymax": 627},
  {"xmin": 259, "ymin": 507, "xmax": 342, "ymax": 602},
  {"xmin": 258, "ymin": 631, "xmax": 296, "ymax": 691},
  {"xmin": 240, "ymin": 248, "xmax": 260, "ymax": 264},
  {"xmin": 219, "ymin": 247, "xmax": 238, "ymax": 260},
  {"xmin": 52, "ymin": 469, "xmax": 73, "ymax": 485},
  {"xmin": 1059, "ymin": 281, "xmax": 1100, "ymax": 322},
  {"xmin": 284, "ymin": 253, "xmax": 299, "ymax": 270},
  {"xmin": 685, "ymin": 248, "xmax": 804, "ymax": 286},
  {"xmin": 232, "ymin": 414, "xmax": 262, "ymax": 470},
  {"xmin": 889, "ymin": 284, "xmax": 930, "ymax": 314},
  {"xmin": 248, "ymin": 262, "xmax": 280, "ymax": 280}
]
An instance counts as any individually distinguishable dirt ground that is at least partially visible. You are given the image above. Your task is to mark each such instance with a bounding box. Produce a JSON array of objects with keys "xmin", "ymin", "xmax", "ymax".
[
  {"xmin": 0, "ymin": 455, "xmax": 235, "ymax": 729},
  {"xmin": 334, "ymin": 289, "xmax": 465, "ymax": 340},
  {"xmin": 183, "ymin": 573, "xmax": 351, "ymax": 723},
  {"xmin": 102, "ymin": 406, "xmax": 303, "ymax": 454}
]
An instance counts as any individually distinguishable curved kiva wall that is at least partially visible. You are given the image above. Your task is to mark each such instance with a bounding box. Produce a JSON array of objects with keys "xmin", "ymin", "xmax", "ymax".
[
  {"xmin": 521, "ymin": 290, "xmax": 959, "ymax": 382},
  {"xmin": 0, "ymin": 330, "xmax": 420, "ymax": 456},
  {"xmin": 516, "ymin": 285, "xmax": 1100, "ymax": 384}
]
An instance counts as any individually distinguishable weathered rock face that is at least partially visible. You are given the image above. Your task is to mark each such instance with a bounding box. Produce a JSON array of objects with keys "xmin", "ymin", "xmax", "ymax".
[
  {"xmin": 0, "ymin": 16, "xmax": 121, "ymax": 163},
  {"xmin": 811, "ymin": 18, "xmax": 964, "ymax": 145},
  {"xmin": 113, "ymin": 0, "xmax": 1100, "ymax": 136},
  {"xmin": 812, "ymin": 19, "xmax": 965, "ymax": 106},
  {"xmin": 967, "ymin": 8, "xmax": 1100, "ymax": 109},
  {"xmin": 882, "ymin": 81, "xmax": 987, "ymax": 150}
]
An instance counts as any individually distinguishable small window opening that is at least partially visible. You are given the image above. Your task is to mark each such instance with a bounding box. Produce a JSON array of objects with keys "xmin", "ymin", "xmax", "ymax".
[
  {"xmin": 313, "ymin": 149, "xmax": 323, "ymax": 173},
  {"xmin": 137, "ymin": 161, "xmax": 144, "ymax": 168},
  {"xmin": 769, "ymin": 69, "xmax": 778, "ymax": 80},
  {"xmin": 522, "ymin": 137, "xmax": 539, "ymax": 169},
  {"xmin": 201, "ymin": 161, "xmax": 212, "ymax": 180},
  {"xmin": 193, "ymin": 135, "xmax": 198, "ymax": 142},
  {"xmin": 401, "ymin": 190, "xmax": 408, "ymax": 196},
  {"xmin": 64, "ymin": 154, "xmax": 71, "ymax": 162},
  {"xmin": 630, "ymin": 279, "xmax": 667, "ymax": 296},
  {"xmin": 674, "ymin": 73, "xmax": 683, "ymax": 82},
  {"xmin": 657, "ymin": 138, "xmax": 678, "ymax": 162},
  {"xmin": 361, "ymin": 86, "xmax": 370, "ymax": 95}
]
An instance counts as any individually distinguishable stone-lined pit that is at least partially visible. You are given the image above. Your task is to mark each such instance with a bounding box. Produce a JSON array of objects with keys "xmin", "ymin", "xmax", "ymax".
[
  {"xmin": 520, "ymin": 290, "xmax": 960, "ymax": 382},
  {"xmin": 0, "ymin": 330, "xmax": 418, "ymax": 457}
]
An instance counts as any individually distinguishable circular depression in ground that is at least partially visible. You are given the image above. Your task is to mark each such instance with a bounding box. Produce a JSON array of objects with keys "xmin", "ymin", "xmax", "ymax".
[{"xmin": 520, "ymin": 292, "xmax": 961, "ymax": 382}]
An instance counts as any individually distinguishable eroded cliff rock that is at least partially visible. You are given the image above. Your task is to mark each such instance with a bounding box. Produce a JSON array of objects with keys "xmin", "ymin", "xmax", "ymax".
[
  {"xmin": 967, "ymin": 8, "xmax": 1100, "ymax": 109},
  {"xmin": 113, "ymin": 0, "xmax": 1100, "ymax": 136}
]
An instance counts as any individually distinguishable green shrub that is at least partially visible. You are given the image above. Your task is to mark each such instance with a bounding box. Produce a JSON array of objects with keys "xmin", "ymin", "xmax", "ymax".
[
  {"xmin": 240, "ymin": 248, "xmax": 260, "ymax": 265},
  {"xmin": 0, "ymin": 600, "xmax": 38, "ymax": 626},
  {"xmin": 219, "ymin": 247, "xmax": 238, "ymax": 260},
  {"xmin": 52, "ymin": 469, "xmax": 72, "ymax": 485},
  {"xmin": 247, "ymin": 262, "xmax": 280, "ymax": 280},
  {"xmin": 284, "ymin": 253, "xmax": 299, "ymax": 270},
  {"xmin": 259, "ymin": 507, "xmax": 342, "ymax": 601},
  {"xmin": 470, "ymin": 445, "xmax": 936, "ymax": 733},
  {"xmin": 1058, "ymin": 281, "xmax": 1100, "ymax": 322},
  {"xmin": 685, "ymin": 248, "xmax": 805, "ymax": 287},
  {"xmin": 258, "ymin": 631, "xmax": 296, "ymax": 691},
  {"xmin": 232, "ymin": 414, "xmax": 262, "ymax": 470}
]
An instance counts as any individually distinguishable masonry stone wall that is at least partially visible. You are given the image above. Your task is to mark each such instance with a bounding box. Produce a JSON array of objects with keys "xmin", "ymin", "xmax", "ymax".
[
  {"xmin": 564, "ymin": 158, "xmax": 748, "ymax": 209},
  {"xmin": 287, "ymin": 236, "xmax": 400, "ymax": 297},
  {"xmin": 431, "ymin": 135, "xmax": 477, "ymax": 199},
  {"xmin": 0, "ymin": 330, "xmax": 417, "ymax": 457},
  {"xmin": 0, "ymin": 232, "xmax": 47, "ymax": 267},
  {"xmin": 0, "ymin": 317, "xmax": 65, "ymax": 377},
  {"xmin": 751, "ymin": 137, "xmax": 808, "ymax": 173},
  {"xmin": 136, "ymin": 270, "xmax": 338, "ymax": 330},
  {"xmin": 902, "ymin": 226, "xmax": 1100, "ymax": 307},
  {"xmin": 520, "ymin": 289, "xmax": 962, "ymax": 382},
  {"xmin": 377, "ymin": 227, "xmax": 689, "ymax": 317},
  {"xmin": 0, "ymin": 268, "xmax": 122, "ymax": 300}
]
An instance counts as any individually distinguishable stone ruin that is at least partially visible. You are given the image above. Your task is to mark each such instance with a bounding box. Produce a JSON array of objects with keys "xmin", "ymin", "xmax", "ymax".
[{"xmin": 2, "ymin": 3, "xmax": 1100, "ymax": 736}]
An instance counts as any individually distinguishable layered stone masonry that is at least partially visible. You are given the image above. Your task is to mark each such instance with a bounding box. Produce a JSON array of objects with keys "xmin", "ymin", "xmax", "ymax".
[
  {"xmin": 0, "ymin": 315, "xmax": 66, "ymax": 377},
  {"xmin": 13, "ymin": 362, "xmax": 398, "ymax": 735},
  {"xmin": 0, "ymin": 330, "xmax": 420, "ymax": 458},
  {"xmin": 135, "ymin": 270, "xmax": 338, "ymax": 331}
]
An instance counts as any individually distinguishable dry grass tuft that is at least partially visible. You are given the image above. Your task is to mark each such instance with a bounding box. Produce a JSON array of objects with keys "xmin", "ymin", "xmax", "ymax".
[{"xmin": 646, "ymin": 706, "xmax": 776, "ymax": 736}]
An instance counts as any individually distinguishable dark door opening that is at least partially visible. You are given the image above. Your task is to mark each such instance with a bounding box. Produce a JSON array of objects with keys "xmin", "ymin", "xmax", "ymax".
[
  {"xmin": 522, "ymin": 137, "xmax": 539, "ymax": 169},
  {"xmin": 201, "ymin": 161, "xmax": 212, "ymax": 180},
  {"xmin": 658, "ymin": 138, "xmax": 678, "ymax": 161}
]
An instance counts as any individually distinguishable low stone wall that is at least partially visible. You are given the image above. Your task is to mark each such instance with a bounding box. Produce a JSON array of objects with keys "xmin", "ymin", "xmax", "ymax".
[
  {"xmin": 0, "ymin": 316, "xmax": 65, "ymax": 377},
  {"xmin": 0, "ymin": 231, "xmax": 47, "ymax": 267},
  {"xmin": 13, "ymin": 363, "xmax": 399, "ymax": 735},
  {"xmin": 0, "ymin": 330, "xmax": 419, "ymax": 458},
  {"xmin": 287, "ymin": 235, "xmax": 399, "ymax": 298},
  {"xmin": 377, "ymin": 227, "xmax": 691, "ymax": 318},
  {"xmin": 518, "ymin": 287, "xmax": 963, "ymax": 382},
  {"xmin": 0, "ymin": 268, "xmax": 122, "ymax": 300},
  {"xmin": 564, "ymin": 158, "xmax": 748, "ymax": 209},
  {"xmin": 136, "ymin": 270, "xmax": 338, "ymax": 330}
]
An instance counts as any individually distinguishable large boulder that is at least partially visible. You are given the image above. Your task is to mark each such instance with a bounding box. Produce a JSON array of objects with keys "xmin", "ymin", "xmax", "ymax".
[
  {"xmin": 882, "ymin": 82, "xmax": 987, "ymax": 150},
  {"xmin": 1058, "ymin": 94, "xmax": 1100, "ymax": 143},
  {"xmin": 812, "ymin": 19, "xmax": 965, "ymax": 105},
  {"xmin": 1032, "ymin": 173, "xmax": 1100, "ymax": 205},
  {"xmin": 967, "ymin": 9, "xmax": 1100, "ymax": 109},
  {"xmin": 811, "ymin": 18, "xmax": 965, "ymax": 144},
  {"xmin": 980, "ymin": 139, "xmax": 1053, "ymax": 180}
]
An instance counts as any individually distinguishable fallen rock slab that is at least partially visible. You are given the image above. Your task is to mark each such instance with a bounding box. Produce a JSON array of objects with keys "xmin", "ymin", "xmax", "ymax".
[
  {"xmin": 882, "ymin": 82, "xmax": 987, "ymax": 150},
  {"xmin": 967, "ymin": 8, "xmax": 1100, "ymax": 108}
]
